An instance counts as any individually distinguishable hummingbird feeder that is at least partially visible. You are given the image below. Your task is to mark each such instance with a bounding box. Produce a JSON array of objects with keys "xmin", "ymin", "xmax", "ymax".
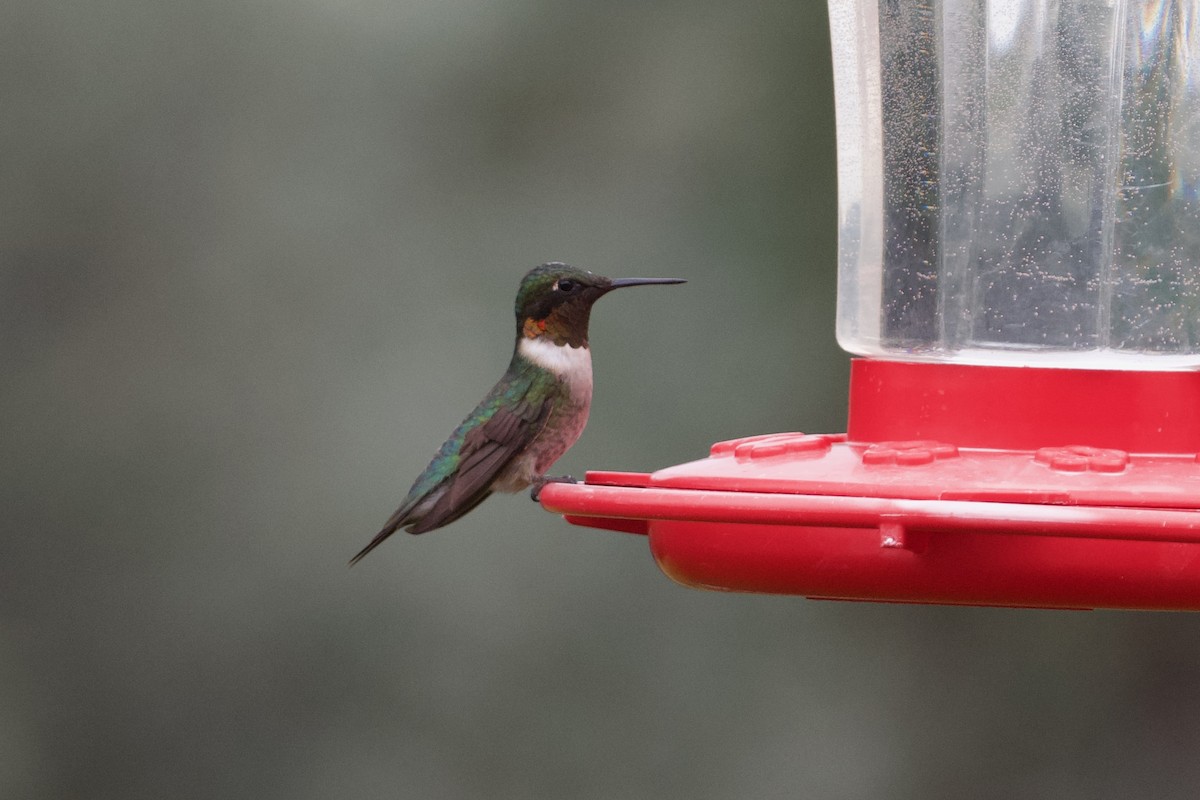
[{"xmin": 539, "ymin": 0, "xmax": 1200, "ymax": 610}]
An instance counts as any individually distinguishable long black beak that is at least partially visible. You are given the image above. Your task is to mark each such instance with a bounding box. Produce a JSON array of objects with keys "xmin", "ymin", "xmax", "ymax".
[{"xmin": 608, "ymin": 277, "xmax": 687, "ymax": 290}]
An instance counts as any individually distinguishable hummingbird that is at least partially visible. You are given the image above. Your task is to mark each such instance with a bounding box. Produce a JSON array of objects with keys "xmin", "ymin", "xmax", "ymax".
[{"xmin": 350, "ymin": 262, "xmax": 685, "ymax": 564}]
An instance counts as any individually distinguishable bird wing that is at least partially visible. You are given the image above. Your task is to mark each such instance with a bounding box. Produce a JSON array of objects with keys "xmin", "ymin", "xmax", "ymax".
[
  {"xmin": 444, "ymin": 393, "xmax": 551, "ymax": 510},
  {"xmin": 349, "ymin": 365, "xmax": 557, "ymax": 564}
]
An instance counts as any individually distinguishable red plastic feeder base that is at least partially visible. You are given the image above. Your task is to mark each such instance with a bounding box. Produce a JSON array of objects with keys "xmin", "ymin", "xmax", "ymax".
[{"xmin": 538, "ymin": 359, "xmax": 1200, "ymax": 610}]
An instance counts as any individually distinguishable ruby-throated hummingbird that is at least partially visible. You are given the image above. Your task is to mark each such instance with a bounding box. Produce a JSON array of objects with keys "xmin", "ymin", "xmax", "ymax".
[{"xmin": 350, "ymin": 262, "xmax": 685, "ymax": 564}]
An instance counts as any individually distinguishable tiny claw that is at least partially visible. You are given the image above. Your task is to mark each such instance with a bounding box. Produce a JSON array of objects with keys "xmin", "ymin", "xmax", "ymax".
[{"xmin": 530, "ymin": 475, "xmax": 578, "ymax": 502}]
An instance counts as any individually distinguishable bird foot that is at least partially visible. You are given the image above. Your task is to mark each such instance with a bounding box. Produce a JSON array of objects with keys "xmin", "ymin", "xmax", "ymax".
[{"xmin": 530, "ymin": 475, "xmax": 578, "ymax": 502}]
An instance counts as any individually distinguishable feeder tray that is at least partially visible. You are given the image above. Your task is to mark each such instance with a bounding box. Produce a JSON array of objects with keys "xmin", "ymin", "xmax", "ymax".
[{"xmin": 539, "ymin": 360, "xmax": 1200, "ymax": 610}]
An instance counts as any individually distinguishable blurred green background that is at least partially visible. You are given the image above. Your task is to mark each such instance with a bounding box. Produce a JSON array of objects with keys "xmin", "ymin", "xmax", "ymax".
[{"xmin": 5, "ymin": 1, "xmax": 1200, "ymax": 798}]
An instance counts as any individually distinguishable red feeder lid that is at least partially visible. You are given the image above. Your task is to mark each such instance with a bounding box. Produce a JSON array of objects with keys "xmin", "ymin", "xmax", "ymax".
[{"xmin": 539, "ymin": 359, "xmax": 1200, "ymax": 610}]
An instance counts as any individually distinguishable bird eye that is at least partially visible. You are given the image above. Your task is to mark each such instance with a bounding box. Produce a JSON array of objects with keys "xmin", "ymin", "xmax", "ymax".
[{"xmin": 556, "ymin": 279, "xmax": 578, "ymax": 292}]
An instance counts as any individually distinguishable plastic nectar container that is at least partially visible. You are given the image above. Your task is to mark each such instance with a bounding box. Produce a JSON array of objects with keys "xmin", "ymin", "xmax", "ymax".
[{"xmin": 832, "ymin": 0, "xmax": 1200, "ymax": 369}]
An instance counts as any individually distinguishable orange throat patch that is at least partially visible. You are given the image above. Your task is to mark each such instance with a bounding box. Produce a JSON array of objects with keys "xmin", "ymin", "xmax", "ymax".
[{"xmin": 522, "ymin": 316, "xmax": 547, "ymax": 339}]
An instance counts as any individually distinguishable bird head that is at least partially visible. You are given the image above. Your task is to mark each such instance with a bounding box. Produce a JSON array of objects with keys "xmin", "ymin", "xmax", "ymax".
[{"xmin": 514, "ymin": 262, "xmax": 685, "ymax": 347}]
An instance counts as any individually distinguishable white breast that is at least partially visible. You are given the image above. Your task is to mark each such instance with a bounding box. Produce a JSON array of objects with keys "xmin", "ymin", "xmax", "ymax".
[{"xmin": 518, "ymin": 337, "xmax": 593, "ymax": 395}]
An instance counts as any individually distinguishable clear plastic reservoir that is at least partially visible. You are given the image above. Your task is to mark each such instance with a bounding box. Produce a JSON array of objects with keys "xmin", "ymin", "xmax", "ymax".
[{"xmin": 829, "ymin": 0, "xmax": 1200, "ymax": 368}]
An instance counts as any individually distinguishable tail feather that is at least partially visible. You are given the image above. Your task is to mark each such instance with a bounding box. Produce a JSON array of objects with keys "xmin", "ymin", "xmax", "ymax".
[
  {"xmin": 349, "ymin": 488, "xmax": 430, "ymax": 565},
  {"xmin": 349, "ymin": 483, "xmax": 494, "ymax": 565},
  {"xmin": 348, "ymin": 513, "xmax": 408, "ymax": 566}
]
